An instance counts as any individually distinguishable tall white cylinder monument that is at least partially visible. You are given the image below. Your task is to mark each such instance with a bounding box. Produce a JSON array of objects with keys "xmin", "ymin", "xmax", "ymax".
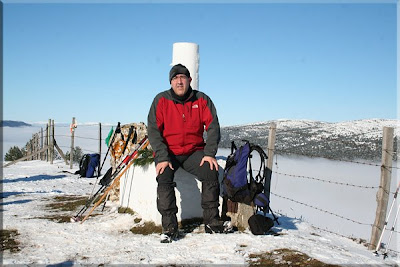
[{"xmin": 171, "ymin": 42, "xmax": 199, "ymax": 90}]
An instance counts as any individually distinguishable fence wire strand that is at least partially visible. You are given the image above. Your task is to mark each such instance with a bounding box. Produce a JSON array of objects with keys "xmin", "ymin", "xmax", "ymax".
[
  {"xmin": 276, "ymin": 149, "xmax": 382, "ymax": 167},
  {"xmin": 271, "ymin": 192, "xmax": 373, "ymax": 226},
  {"xmin": 273, "ymin": 170, "xmax": 379, "ymax": 190},
  {"xmin": 274, "ymin": 211, "xmax": 400, "ymax": 256},
  {"xmin": 16, "ymin": 121, "xmax": 400, "ymax": 255}
]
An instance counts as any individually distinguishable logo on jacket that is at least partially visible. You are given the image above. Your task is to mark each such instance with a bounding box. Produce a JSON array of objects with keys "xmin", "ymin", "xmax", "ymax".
[{"xmin": 192, "ymin": 104, "xmax": 199, "ymax": 109}]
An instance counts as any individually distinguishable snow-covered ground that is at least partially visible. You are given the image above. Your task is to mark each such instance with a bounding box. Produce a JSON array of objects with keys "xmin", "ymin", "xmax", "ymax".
[
  {"xmin": 2, "ymin": 159, "xmax": 399, "ymax": 266},
  {"xmin": 2, "ymin": 120, "xmax": 399, "ymax": 265}
]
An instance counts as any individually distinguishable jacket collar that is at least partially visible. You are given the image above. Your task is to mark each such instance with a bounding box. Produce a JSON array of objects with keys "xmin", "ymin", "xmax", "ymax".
[{"xmin": 170, "ymin": 86, "xmax": 193, "ymax": 103}]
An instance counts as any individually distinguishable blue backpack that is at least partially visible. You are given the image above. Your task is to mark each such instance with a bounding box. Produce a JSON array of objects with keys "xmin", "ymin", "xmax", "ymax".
[
  {"xmin": 222, "ymin": 141, "xmax": 272, "ymax": 214},
  {"xmin": 76, "ymin": 153, "xmax": 100, "ymax": 178}
]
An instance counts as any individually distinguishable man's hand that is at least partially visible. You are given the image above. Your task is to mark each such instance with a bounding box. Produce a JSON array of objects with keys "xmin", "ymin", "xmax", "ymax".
[
  {"xmin": 156, "ymin": 161, "xmax": 174, "ymax": 175},
  {"xmin": 200, "ymin": 156, "xmax": 219, "ymax": 171}
]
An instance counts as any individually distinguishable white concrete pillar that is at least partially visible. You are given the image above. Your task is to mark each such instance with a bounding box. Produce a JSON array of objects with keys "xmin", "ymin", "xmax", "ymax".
[{"xmin": 171, "ymin": 42, "xmax": 199, "ymax": 90}]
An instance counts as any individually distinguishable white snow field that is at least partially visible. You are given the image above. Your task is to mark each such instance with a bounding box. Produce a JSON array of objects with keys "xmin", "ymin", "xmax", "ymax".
[{"xmin": 1, "ymin": 158, "xmax": 399, "ymax": 266}]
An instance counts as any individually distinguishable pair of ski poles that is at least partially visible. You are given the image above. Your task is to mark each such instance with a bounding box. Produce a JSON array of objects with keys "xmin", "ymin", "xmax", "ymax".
[
  {"xmin": 373, "ymin": 181, "xmax": 400, "ymax": 259},
  {"xmin": 71, "ymin": 124, "xmax": 148, "ymax": 223}
]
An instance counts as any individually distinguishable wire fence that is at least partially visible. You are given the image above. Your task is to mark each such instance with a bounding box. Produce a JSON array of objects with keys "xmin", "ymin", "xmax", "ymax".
[
  {"xmin": 6, "ymin": 119, "xmax": 399, "ymax": 255},
  {"xmin": 267, "ymin": 125, "xmax": 399, "ymax": 255},
  {"xmin": 12, "ymin": 122, "xmax": 116, "ymax": 166}
]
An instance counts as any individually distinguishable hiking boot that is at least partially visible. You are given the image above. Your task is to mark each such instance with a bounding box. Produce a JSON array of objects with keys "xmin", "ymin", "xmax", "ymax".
[
  {"xmin": 205, "ymin": 220, "xmax": 234, "ymax": 234},
  {"xmin": 160, "ymin": 229, "xmax": 179, "ymax": 243}
]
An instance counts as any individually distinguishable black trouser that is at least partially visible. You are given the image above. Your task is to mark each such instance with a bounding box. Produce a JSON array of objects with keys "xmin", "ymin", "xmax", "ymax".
[{"xmin": 156, "ymin": 150, "xmax": 220, "ymax": 231}]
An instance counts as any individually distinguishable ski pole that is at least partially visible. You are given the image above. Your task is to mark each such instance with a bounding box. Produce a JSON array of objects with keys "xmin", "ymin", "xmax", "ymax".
[
  {"xmin": 88, "ymin": 123, "xmax": 121, "ymax": 199},
  {"xmin": 72, "ymin": 185, "xmax": 106, "ymax": 221},
  {"xmin": 373, "ymin": 181, "xmax": 400, "ymax": 254},
  {"xmin": 383, "ymin": 203, "xmax": 400, "ymax": 259},
  {"xmin": 79, "ymin": 136, "xmax": 149, "ymax": 221},
  {"xmin": 97, "ymin": 122, "xmax": 121, "ymax": 176},
  {"xmin": 85, "ymin": 123, "xmax": 121, "ymax": 212},
  {"xmin": 98, "ymin": 124, "xmax": 134, "ymax": 211},
  {"xmin": 72, "ymin": 134, "xmax": 145, "ymax": 221},
  {"xmin": 80, "ymin": 137, "xmax": 149, "ymax": 223}
]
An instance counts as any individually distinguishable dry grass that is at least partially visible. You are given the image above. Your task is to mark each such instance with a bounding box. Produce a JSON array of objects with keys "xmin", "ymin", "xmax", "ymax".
[
  {"xmin": 130, "ymin": 221, "xmax": 162, "ymax": 235},
  {"xmin": 118, "ymin": 206, "xmax": 135, "ymax": 215},
  {"xmin": 248, "ymin": 248, "xmax": 340, "ymax": 267},
  {"xmin": 1, "ymin": 229, "xmax": 20, "ymax": 253},
  {"xmin": 45, "ymin": 195, "xmax": 89, "ymax": 212},
  {"xmin": 130, "ymin": 217, "xmax": 204, "ymax": 236},
  {"xmin": 34, "ymin": 195, "xmax": 102, "ymax": 223}
]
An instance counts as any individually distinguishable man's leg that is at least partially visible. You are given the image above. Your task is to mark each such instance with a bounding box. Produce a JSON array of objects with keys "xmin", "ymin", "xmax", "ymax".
[
  {"xmin": 182, "ymin": 150, "xmax": 220, "ymax": 225},
  {"xmin": 156, "ymin": 161, "xmax": 178, "ymax": 233}
]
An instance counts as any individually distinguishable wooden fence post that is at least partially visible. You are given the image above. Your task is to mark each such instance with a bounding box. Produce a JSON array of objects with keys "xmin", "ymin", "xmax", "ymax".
[
  {"xmin": 35, "ymin": 134, "xmax": 38, "ymax": 160},
  {"xmin": 99, "ymin": 122, "xmax": 102, "ymax": 156},
  {"xmin": 47, "ymin": 119, "xmax": 51, "ymax": 162},
  {"xmin": 99, "ymin": 122, "xmax": 102, "ymax": 175},
  {"xmin": 267, "ymin": 122, "xmax": 277, "ymax": 169},
  {"xmin": 266, "ymin": 122, "xmax": 277, "ymax": 210},
  {"xmin": 49, "ymin": 120, "xmax": 54, "ymax": 164},
  {"xmin": 40, "ymin": 128, "xmax": 43, "ymax": 160},
  {"xmin": 70, "ymin": 117, "xmax": 76, "ymax": 169},
  {"xmin": 34, "ymin": 134, "xmax": 37, "ymax": 160},
  {"xmin": 28, "ymin": 139, "xmax": 32, "ymax": 160},
  {"xmin": 369, "ymin": 126, "xmax": 394, "ymax": 250},
  {"xmin": 45, "ymin": 124, "xmax": 48, "ymax": 161},
  {"xmin": 31, "ymin": 134, "xmax": 35, "ymax": 160}
]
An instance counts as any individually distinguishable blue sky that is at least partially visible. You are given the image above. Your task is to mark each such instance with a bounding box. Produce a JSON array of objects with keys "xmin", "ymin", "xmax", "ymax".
[{"xmin": 3, "ymin": 2, "xmax": 397, "ymax": 126}]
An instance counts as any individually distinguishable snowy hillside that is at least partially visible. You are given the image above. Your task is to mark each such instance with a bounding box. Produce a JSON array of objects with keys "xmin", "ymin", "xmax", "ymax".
[
  {"xmin": 2, "ymin": 118, "xmax": 398, "ymax": 162},
  {"xmin": 220, "ymin": 119, "xmax": 399, "ymax": 161},
  {"xmin": 2, "ymin": 160, "xmax": 399, "ymax": 266}
]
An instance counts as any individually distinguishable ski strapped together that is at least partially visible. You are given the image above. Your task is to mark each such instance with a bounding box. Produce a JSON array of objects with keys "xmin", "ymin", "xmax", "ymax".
[
  {"xmin": 373, "ymin": 181, "xmax": 400, "ymax": 259},
  {"xmin": 72, "ymin": 122, "xmax": 124, "ymax": 219},
  {"xmin": 71, "ymin": 133, "xmax": 149, "ymax": 223}
]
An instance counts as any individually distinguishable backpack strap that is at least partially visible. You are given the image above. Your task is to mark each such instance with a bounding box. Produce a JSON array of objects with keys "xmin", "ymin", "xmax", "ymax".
[
  {"xmin": 230, "ymin": 141, "xmax": 237, "ymax": 155},
  {"xmin": 249, "ymin": 144, "xmax": 268, "ymax": 184}
]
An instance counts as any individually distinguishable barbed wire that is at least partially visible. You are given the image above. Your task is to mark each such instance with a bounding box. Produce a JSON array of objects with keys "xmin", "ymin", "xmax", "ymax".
[
  {"xmin": 272, "ymin": 170, "xmax": 379, "ymax": 190},
  {"xmin": 53, "ymin": 134, "xmax": 112, "ymax": 140},
  {"xmin": 275, "ymin": 149, "xmax": 382, "ymax": 167},
  {"xmin": 309, "ymin": 221, "xmax": 400, "ymax": 250},
  {"xmin": 71, "ymin": 135, "xmax": 100, "ymax": 141},
  {"xmin": 57, "ymin": 145, "xmax": 110, "ymax": 156},
  {"xmin": 274, "ymin": 212, "xmax": 400, "ymax": 255},
  {"xmin": 53, "ymin": 134, "xmax": 71, "ymax": 138},
  {"xmin": 271, "ymin": 192, "xmax": 373, "ymax": 226},
  {"xmin": 274, "ymin": 210, "xmax": 371, "ymax": 243},
  {"xmin": 75, "ymin": 123, "xmax": 102, "ymax": 127}
]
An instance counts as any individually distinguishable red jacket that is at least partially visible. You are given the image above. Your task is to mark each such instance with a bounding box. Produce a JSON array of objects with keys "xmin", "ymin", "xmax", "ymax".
[{"xmin": 147, "ymin": 88, "xmax": 220, "ymax": 163}]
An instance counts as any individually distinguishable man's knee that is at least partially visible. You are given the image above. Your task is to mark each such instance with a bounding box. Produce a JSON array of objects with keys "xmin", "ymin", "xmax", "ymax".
[
  {"xmin": 197, "ymin": 162, "xmax": 219, "ymax": 182},
  {"xmin": 156, "ymin": 165, "xmax": 175, "ymax": 185}
]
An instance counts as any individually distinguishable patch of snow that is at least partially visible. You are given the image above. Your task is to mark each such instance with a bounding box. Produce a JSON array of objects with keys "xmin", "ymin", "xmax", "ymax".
[{"xmin": 2, "ymin": 159, "xmax": 399, "ymax": 265}]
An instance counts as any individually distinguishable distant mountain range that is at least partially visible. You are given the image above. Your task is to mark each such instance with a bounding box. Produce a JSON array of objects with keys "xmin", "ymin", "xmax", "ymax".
[
  {"xmin": 3, "ymin": 119, "xmax": 398, "ymax": 161},
  {"xmin": 1, "ymin": 120, "xmax": 32, "ymax": 127},
  {"xmin": 220, "ymin": 119, "xmax": 399, "ymax": 161}
]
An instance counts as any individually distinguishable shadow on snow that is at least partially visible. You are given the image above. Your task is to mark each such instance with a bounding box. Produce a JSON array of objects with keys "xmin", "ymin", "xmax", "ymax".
[
  {"xmin": 1, "ymin": 174, "xmax": 67, "ymax": 184},
  {"xmin": 0, "ymin": 199, "xmax": 33, "ymax": 206}
]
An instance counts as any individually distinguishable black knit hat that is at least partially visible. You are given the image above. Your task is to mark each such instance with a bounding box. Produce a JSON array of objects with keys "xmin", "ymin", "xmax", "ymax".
[{"xmin": 169, "ymin": 64, "xmax": 191, "ymax": 83}]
